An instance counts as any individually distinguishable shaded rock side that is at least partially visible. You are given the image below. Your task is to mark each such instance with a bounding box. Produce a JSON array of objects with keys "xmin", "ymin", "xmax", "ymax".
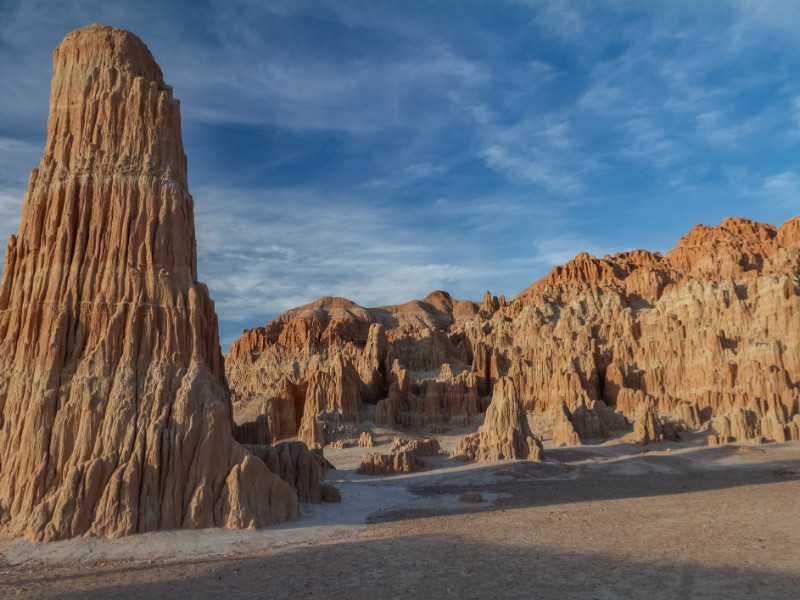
[
  {"xmin": 551, "ymin": 402, "xmax": 581, "ymax": 447},
  {"xmin": 389, "ymin": 436, "xmax": 446, "ymax": 456},
  {"xmin": 357, "ymin": 451, "xmax": 424, "ymax": 475},
  {"xmin": 244, "ymin": 442, "xmax": 339, "ymax": 503},
  {"xmin": 633, "ymin": 400, "xmax": 665, "ymax": 444},
  {"xmin": 454, "ymin": 377, "xmax": 544, "ymax": 461},
  {"xmin": 0, "ymin": 24, "xmax": 297, "ymax": 541}
]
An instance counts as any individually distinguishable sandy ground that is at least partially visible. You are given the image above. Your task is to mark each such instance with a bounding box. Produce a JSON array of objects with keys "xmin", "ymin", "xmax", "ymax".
[{"xmin": 1, "ymin": 432, "xmax": 799, "ymax": 599}]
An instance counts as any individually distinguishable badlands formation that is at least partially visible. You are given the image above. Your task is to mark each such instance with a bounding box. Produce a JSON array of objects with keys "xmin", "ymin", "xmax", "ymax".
[
  {"xmin": 227, "ymin": 215, "xmax": 800, "ymax": 459},
  {"xmin": 1, "ymin": 21, "xmax": 800, "ymax": 600},
  {"xmin": 0, "ymin": 25, "xmax": 332, "ymax": 542}
]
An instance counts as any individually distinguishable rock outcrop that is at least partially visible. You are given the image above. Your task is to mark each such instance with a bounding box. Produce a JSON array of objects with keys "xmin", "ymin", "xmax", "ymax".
[
  {"xmin": 358, "ymin": 431, "xmax": 375, "ymax": 448},
  {"xmin": 551, "ymin": 402, "xmax": 582, "ymax": 447},
  {"xmin": 225, "ymin": 182, "xmax": 799, "ymax": 452},
  {"xmin": 454, "ymin": 378, "xmax": 544, "ymax": 461},
  {"xmin": 389, "ymin": 436, "xmax": 446, "ymax": 457},
  {"xmin": 706, "ymin": 399, "xmax": 800, "ymax": 445},
  {"xmin": 357, "ymin": 451, "xmax": 424, "ymax": 475},
  {"xmin": 633, "ymin": 400, "xmax": 664, "ymax": 444},
  {"xmin": 244, "ymin": 442, "xmax": 339, "ymax": 503},
  {"xmin": 0, "ymin": 25, "xmax": 303, "ymax": 541},
  {"xmin": 227, "ymin": 292, "xmax": 482, "ymax": 444}
]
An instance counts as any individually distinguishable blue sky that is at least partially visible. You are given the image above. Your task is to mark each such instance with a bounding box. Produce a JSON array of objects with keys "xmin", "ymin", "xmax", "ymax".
[{"xmin": 1, "ymin": 0, "xmax": 799, "ymax": 349}]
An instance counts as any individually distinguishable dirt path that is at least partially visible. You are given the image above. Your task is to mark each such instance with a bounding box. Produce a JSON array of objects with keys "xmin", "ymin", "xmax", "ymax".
[{"xmin": 2, "ymin": 440, "xmax": 799, "ymax": 599}]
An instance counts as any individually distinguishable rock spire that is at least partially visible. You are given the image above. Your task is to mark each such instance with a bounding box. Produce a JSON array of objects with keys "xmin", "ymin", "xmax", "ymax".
[{"xmin": 0, "ymin": 24, "xmax": 297, "ymax": 541}]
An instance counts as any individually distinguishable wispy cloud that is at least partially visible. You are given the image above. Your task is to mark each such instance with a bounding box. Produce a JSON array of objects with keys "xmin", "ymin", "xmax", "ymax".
[
  {"xmin": 193, "ymin": 184, "xmax": 495, "ymax": 347},
  {"xmin": 761, "ymin": 172, "xmax": 800, "ymax": 209}
]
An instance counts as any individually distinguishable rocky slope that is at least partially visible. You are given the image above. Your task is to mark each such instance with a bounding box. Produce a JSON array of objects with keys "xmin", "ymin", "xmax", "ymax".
[
  {"xmin": 226, "ymin": 291, "xmax": 485, "ymax": 446},
  {"xmin": 0, "ymin": 25, "xmax": 324, "ymax": 541},
  {"xmin": 227, "ymin": 215, "xmax": 800, "ymax": 451}
]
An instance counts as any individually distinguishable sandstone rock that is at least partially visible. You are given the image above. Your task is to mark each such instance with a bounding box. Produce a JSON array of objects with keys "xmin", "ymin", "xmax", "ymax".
[
  {"xmin": 454, "ymin": 377, "xmax": 544, "ymax": 461},
  {"xmin": 322, "ymin": 485, "xmax": 342, "ymax": 503},
  {"xmin": 245, "ymin": 442, "xmax": 338, "ymax": 503},
  {"xmin": 327, "ymin": 439, "xmax": 356, "ymax": 449},
  {"xmin": 593, "ymin": 401, "xmax": 631, "ymax": 432},
  {"xmin": 358, "ymin": 431, "xmax": 375, "ymax": 448},
  {"xmin": 459, "ymin": 491, "xmax": 484, "ymax": 503},
  {"xmin": 570, "ymin": 405, "xmax": 609, "ymax": 440},
  {"xmin": 297, "ymin": 355, "xmax": 363, "ymax": 448},
  {"xmin": 389, "ymin": 436, "xmax": 446, "ymax": 457},
  {"xmin": 0, "ymin": 25, "xmax": 305, "ymax": 541},
  {"xmin": 676, "ymin": 400, "xmax": 703, "ymax": 429},
  {"xmin": 233, "ymin": 415, "xmax": 271, "ymax": 446},
  {"xmin": 709, "ymin": 408, "xmax": 760, "ymax": 443},
  {"xmin": 357, "ymin": 450, "xmax": 423, "ymax": 475},
  {"xmin": 373, "ymin": 398, "xmax": 395, "ymax": 428},
  {"xmin": 788, "ymin": 414, "xmax": 800, "ymax": 441},
  {"xmin": 705, "ymin": 434, "xmax": 731, "ymax": 446},
  {"xmin": 551, "ymin": 402, "xmax": 581, "ymax": 447},
  {"xmin": 224, "ymin": 211, "xmax": 799, "ymax": 465},
  {"xmin": 633, "ymin": 400, "xmax": 664, "ymax": 444}
]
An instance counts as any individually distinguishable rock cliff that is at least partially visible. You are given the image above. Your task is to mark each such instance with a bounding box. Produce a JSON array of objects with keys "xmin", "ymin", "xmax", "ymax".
[{"xmin": 0, "ymin": 25, "xmax": 301, "ymax": 541}]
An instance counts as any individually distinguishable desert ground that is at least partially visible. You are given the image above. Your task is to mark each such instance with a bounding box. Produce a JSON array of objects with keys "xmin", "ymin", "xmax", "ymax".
[{"xmin": 2, "ymin": 431, "xmax": 798, "ymax": 599}]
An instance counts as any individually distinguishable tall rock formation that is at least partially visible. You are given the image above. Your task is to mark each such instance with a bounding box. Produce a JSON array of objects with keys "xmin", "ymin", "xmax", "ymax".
[
  {"xmin": 454, "ymin": 377, "xmax": 544, "ymax": 461},
  {"xmin": 0, "ymin": 24, "xmax": 298, "ymax": 541}
]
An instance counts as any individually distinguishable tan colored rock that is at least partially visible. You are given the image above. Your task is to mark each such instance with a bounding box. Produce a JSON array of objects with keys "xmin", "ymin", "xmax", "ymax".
[
  {"xmin": 788, "ymin": 415, "xmax": 800, "ymax": 441},
  {"xmin": 326, "ymin": 439, "xmax": 356, "ymax": 449},
  {"xmin": 297, "ymin": 354, "xmax": 362, "ymax": 447},
  {"xmin": 481, "ymin": 290, "xmax": 492, "ymax": 313},
  {"xmin": 225, "ymin": 213, "xmax": 799, "ymax": 460},
  {"xmin": 389, "ymin": 436, "xmax": 446, "ymax": 456},
  {"xmin": 0, "ymin": 25, "xmax": 298, "ymax": 541},
  {"xmin": 709, "ymin": 408, "xmax": 760, "ymax": 443},
  {"xmin": 593, "ymin": 401, "xmax": 631, "ymax": 432},
  {"xmin": 358, "ymin": 431, "xmax": 375, "ymax": 448},
  {"xmin": 777, "ymin": 215, "xmax": 800, "ymax": 248},
  {"xmin": 551, "ymin": 402, "xmax": 581, "ymax": 447},
  {"xmin": 676, "ymin": 400, "xmax": 703, "ymax": 429},
  {"xmin": 570, "ymin": 405, "xmax": 609, "ymax": 440},
  {"xmin": 245, "ymin": 442, "xmax": 339, "ymax": 503},
  {"xmin": 357, "ymin": 451, "xmax": 423, "ymax": 475},
  {"xmin": 454, "ymin": 378, "xmax": 544, "ymax": 461},
  {"xmin": 373, "ymin": 398, "xmax": 395, "ymax": 428},
  {"xmin": 268, "ymin": 377, "xmax": 307, "ymax": 440},
  {"xmin": 633, "ymin": 400, "xmax": 664, "ymax": 444},
  {"xmin": 356, "ymin": 324, "xmax": 387, "ymax": 402}
]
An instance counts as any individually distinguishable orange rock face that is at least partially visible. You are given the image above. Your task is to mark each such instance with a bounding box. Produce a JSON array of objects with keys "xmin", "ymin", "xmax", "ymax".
[{"xmin": 0, "ymin": 25, "xmax": 299, "ymax": 541}]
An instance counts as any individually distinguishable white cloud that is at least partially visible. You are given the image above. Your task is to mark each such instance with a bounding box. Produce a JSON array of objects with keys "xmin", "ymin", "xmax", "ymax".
[
  {"xmin": 762, "ymin": 172, "xmax": 800, "ymax": 208},
  {"xmin": 192, "ymin": 185, "xmax": 489, "ymax": 323}
]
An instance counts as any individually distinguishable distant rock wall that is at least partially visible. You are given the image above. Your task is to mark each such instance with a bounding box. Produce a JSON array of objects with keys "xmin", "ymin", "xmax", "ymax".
[{"xmin": 227, "ymin": 214, "xmax": 800, "ymax": 450}]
